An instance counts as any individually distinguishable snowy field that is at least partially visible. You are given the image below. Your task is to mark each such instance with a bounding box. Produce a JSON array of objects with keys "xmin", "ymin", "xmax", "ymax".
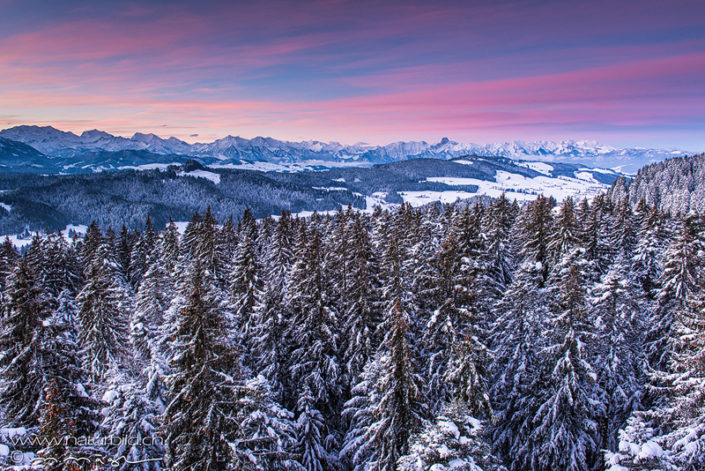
[{"xmin": 403, "ymin": 170, "xmax": 609, "ymax": 207}]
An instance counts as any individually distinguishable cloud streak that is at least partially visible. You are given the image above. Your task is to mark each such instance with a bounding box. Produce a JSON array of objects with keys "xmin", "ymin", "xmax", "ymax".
[{"xmin": 1, "ymin": 0, "xmax": 704, "ymax": 148}]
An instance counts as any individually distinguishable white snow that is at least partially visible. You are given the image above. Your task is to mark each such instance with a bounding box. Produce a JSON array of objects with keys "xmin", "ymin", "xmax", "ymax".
[
  {"xmin": 210, "ymin": 159, "xmax": 371, "ymax": 173},
  {"xmin": 520, "ymin": 161, "xmax": 554, "ymax": 175},
  {"xmin": 64, "ymin": 224, "xmax": 88, "ymax": 235},
  {"xmin": 437, "ymin": 420, "xmax": 461, "ymax": 439},
  {"xmin": 179, "ymin": 169, "xmax": 221, "ymax": 184},
  {"xmin": 332, "ymin": 178, "xmax": 346, "ymax": 182},
  {"xmin": 424, "ymin": 169, "xmax": 608, "ymax": 203},
  {"xmin": 0, "ymin": 427, "xmax": 27, "ymax": 439},
  {"xmin": 102, "ymin": 389, "xmax": 119, "ymax": 403},
  {"xmin": 574, "ymin": 171, "xmax": 598, "ymax": 183},
  {"xmin": 638, "ymin": 441, "xmax": 664, "ymax": 460},
  {"xmin": 0, "ymin": 203, "xmax": 11, "ymax": 213},
  {"xmin": 170, "ymin": 221, "xmax": 191, "ymax": 234},
  {"xmin": 117, "ymin": 163, "xmax": 176, "ymax": 171},
  {"xmin": 400, "ymin": 190, "xmax": 480, "ymax": 206},
  {"xmin": 312, "ymin": 187, "xmax": 348, "ymax": 191},
  {"xmin": 75, "ymin": 383, "xmax": 89, "ymax": 398},
  {"xmin": 4, "ymin": 234, "xmax": 33, "ymax": 249},
  {"xmin": 587, "ymin": 167, "xmax": 617, "ymax": 174}
]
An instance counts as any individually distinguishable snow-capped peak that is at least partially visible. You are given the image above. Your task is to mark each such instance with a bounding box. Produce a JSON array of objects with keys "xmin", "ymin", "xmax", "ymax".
[{"xmin": 0, "ymin": 125, "xmax": 691, "ymax": 173}]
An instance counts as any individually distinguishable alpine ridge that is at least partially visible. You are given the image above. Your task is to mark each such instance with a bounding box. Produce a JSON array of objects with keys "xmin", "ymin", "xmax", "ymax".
[{"xmin": 0, "ymin": 125, "xmax": 688, "ymax": 174}]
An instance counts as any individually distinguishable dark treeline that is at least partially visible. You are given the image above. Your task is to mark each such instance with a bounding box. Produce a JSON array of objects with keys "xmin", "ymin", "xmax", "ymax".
[{"xmin": 0, "ymin": 191, "xmax": 703, "ymax": 470}]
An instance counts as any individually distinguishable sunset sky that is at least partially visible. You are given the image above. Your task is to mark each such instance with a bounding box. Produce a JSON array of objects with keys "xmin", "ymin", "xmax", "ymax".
[{"xmin": 1, "ymin": 0, "xmax": 704, "ymax": 149}]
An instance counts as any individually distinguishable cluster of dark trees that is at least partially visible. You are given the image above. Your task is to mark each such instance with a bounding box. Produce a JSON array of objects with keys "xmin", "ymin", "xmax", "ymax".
[{"xmin": 0, "ymin": 189, "xmax": 703, "ymax": 470}]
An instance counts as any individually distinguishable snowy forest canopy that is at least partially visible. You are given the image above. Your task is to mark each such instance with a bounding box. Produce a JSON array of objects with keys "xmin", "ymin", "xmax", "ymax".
[
  {"xmin": 0, "ymin": 154, "xmax": 612, "ymax": 236},
  {"xmin": 0, "ymin": 187, "xmax": 704, "ymax": 470}
]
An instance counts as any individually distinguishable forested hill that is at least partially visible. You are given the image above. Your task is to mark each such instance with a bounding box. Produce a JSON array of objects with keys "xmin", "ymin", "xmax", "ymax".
[
  {"xmin": 0, "ymin": 156, "xmax": 614, "ymax": 235},
  {"xmin": 0, "ymin": 191, "xmax": 703, "ymax": 470},
  {"xmin": 609, "ymin": 152, "xmax": 705, "ymax": 214}
]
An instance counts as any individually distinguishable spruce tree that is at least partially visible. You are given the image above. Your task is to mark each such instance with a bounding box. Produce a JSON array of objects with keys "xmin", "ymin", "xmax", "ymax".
[
  {"xmin": 518, "ymin": 195, "xmax": 554, "ymax": 284},
  {"xmin": 161, "ymin": 218, "xmax": 181, "ymax": 277},
  {"xmin": 129, "ymin": 216, "xmax": 157, "ymax": 290},
  {"xmin": 609, "ymin": 284, "xmax": 705, "ymax": 471},
  {"xmin": 590, "ymin": 265, "xmax": 646, "ymax": 460},
  {"xmin": 340, "ymin": 357, "xmax": 384, "ymax": 470},
  {"xmin": 285, "ymin": 228, "xmax": 341, "ymax": 469},
  {"xmin": 249, "ymin": 278, "xmax": 288, "ymax": 401},
  {"xmin": 547, "ymin": 197, "xmax": 581, "ymax": 267},
  {"xmin": 420, "ymin": 237, "xmax": 462, "ymax": 411},
  {"xmin": 397, "ymin": 401, "xmax": 506, "ymax": 471},
  {"xmin": 35, "ymin": 293, "xmax": 102, "ymax": 471},
  {"xmin": 132, "ymin": 249, "xmax": 172, "ymax": 366},
  {"xmin": 162, "ymin": 261, "xmax": 241, "ymax": 470},
  {"xmin": 76, "ymin": 243, "xmax": 131, "ymax": 384},
  {"xmin": 647, "ymin": 212, "xmax": 704, "ymax": 371},
  {"xmin": 528, "ymin": 248, "xmax": 601, "ymax": 471},
  {"xmin": 363, "ymin": 302, "xmax": 428, "ymax": 471},
  {"xmin": 631, "ymin": 205, "xmax": 664, "ymax": 300},
  {"xmin": 80, "ymin": 221, "xmax": 103, "ymax": 269},
  {"xmin": 341, "ymin": 214, "xmax": 382, "ymax": 389},
  {"xmin": 100, "ymin": 372, "xmax": 164, "ymax": 471},
  {"xmin": 0, "ymin": 237, "xmax": 19, "ymax": 298},
  {"xmin": 490, "ymin": 261, "xmax": 548, "ymax": 470},
  {"xmin": 0, "ymin": 259, "xmax": 49, "ymax": 427},
  {"xmin": 286, "ymin": 227, "xmax": 341, "ymax": 412},
  {"xmin": 229, "ymin": 229, "xmax": 264, "ymax": 366}
]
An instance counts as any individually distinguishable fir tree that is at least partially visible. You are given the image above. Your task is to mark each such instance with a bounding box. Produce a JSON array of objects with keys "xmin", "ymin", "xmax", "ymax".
[
  {"xmin": 647, "ymin": 212, "xmax": 704, "ymax": 371},
  {"xmin": 363, "ymin": 302, "xmax": 428, "ymax": 471},
  {"xmin": 528, "ymin": 248, "xmax": 601, "ymax": 471},
  {"xmin": 132, "ymin": 249, "xmax": 172, "ymax": 366},
  {"xmin": 397, "ymin": 401, "xmax": 506, "ymax": 471},
  {"xmin": 590, "ymin": 266, "xmax": 646, "ymax": 460},
  {"xmin": 162, "ymin": 261, "xmax": 241, "ymax": 470},
  {"xmin": 76, "ymin": 243, "xmax": 131, "ymax": 384},
  {"xmin": 100, "ymin": 372, "xmax": 165, "ymax": 471},
  {"xmin": 0, "ymin": 259, "xmax": 49, "ymax": 427},
  {"xmin": 34, "ymin": 294, "xmax": 102, "ymax": 471},
  {"xmin": 489, "ymin": 261, "xmax": 548, "ymax": 470},
  {"xmin": 341, "ymin": 214, "xmax": 382, "ymax": 389}
]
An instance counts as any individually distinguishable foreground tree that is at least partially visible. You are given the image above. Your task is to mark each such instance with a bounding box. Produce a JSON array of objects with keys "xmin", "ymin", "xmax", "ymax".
[
  {"xmin": 0, "ymin": 260, "xmax": 48, "ymax": 427},
  {"xmin": 526, "ymin": 248, "xmax": 601, "ymax": 471},
  {"xmin": 362, "ymin": 302, "xmax": 428, "ymax": 471},
  {"xmin": 77, "ymin": 243, "xmax": 131, "ymax": 384},
  {"xmin": 398, "ymin": 401, "xmax": 506, "ymax": 471},
  {"xmin": 162, "ymin": 262, "xmax": 242, "ymax": 470}
]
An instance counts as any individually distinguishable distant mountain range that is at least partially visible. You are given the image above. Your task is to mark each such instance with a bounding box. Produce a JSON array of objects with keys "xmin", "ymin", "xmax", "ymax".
[{"xmin": 0, "ymin": 125, "xmax": 689, "ymax": 174}]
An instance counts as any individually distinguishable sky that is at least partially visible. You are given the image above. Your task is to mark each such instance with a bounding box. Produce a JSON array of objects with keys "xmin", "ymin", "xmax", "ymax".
[{"xmin": 1, "ymin": 0, "xmax": 704, "ymax": 149}]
